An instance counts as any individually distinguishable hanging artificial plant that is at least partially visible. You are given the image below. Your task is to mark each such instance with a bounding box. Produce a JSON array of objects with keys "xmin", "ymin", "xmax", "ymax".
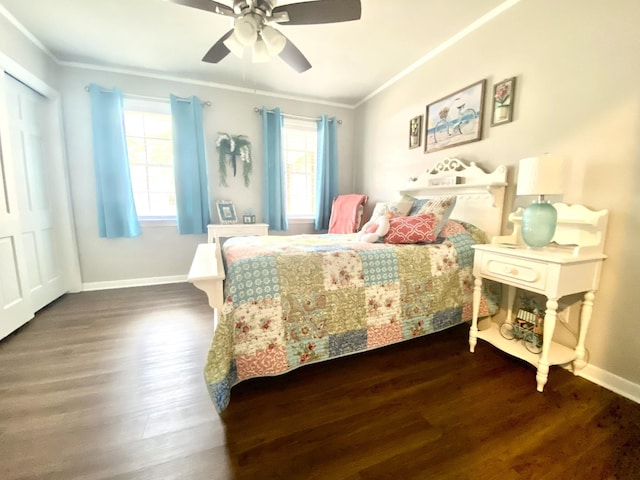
[{"xmin": 216, "ymin": 133, "xmax": 252, "ymax": 187}]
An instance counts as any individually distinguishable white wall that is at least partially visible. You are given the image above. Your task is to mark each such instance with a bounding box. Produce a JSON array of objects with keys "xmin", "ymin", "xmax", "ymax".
[
  {"xmin": 0, "ymin": 13, "xmax": 58, "ymax": 85},
  {"xmin": 58, "ymin": 67, "xmax": 355, "ymax": 285},
  {"xmin": 354, "ymin": 0, "xmax": 640, "ymax": 390}
]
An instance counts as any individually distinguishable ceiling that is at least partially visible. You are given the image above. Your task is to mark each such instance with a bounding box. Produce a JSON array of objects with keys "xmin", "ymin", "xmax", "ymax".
[{"xmin": 0, "ymin": 0, "xmax": 511, "ymax": 106}]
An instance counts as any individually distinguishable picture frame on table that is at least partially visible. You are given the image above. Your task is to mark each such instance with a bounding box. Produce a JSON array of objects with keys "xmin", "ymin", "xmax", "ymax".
[
  {"xmin": 409, "ymin": 115, "xmax": 422, "ymax": 149},
  {"xmin": 491, "ymin": 77, "xmax": 516, "ymax": 126},
  {"xmin": 216, "ymin": 200, "xmax": 238, "ymax": 224},
  {"xmin": 424, "ymin": 79, "xmax": 486, "ymax": 154}
]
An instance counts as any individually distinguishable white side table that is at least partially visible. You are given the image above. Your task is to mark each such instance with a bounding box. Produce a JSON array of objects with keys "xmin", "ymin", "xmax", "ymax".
[
  {"xmin": 207, "ymin": 223, "xmax": 269, "ymax": 243},
  {"xmin": 469, "ymin": 244, "xmax": 606, "ymax": 392}
]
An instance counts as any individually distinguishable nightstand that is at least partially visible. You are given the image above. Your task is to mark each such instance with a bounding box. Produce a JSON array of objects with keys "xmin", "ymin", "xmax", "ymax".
[
  {"xmin": 207, "ymin": 223, "xmax": 269, "ymax": 243},
  {"xmin": 469, "ymin": 203, "xmax": 609, "ymax": 392}
]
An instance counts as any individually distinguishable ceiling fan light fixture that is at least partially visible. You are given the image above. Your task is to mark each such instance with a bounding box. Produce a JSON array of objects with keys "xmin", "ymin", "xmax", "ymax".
[
  {"xmin": 173, "ymin": 0, "xmax": 364, "ymax": 72},
  {"xmin": 223, "ymin": 32, "xmax": 246, "ymax": 58},
  {"xmin": 234, "ymin": 15, "xmax": 259, "ymax": 46},
  {"xmin": 252, "ymin": 39, "xmax": 271, "ymax": 63},
  {"xmin": 261, "ymin": 25, "xmax": 286, "ymax": 55}
]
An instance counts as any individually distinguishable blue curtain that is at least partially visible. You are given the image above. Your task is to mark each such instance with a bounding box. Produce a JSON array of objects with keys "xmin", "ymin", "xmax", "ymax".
[
  {"xmin": 261, "ymin": 107, "xmax": 288, "ymax": 231},
  {"xmin": 170, "ymin": 95, "xmax": 210, "ymax": 235},
  {"xmin": 88, "ymin": 83, "xmax": 140, "ymax": 238},
  {"xmin": 314, "ymin": 115, "xmax": 339, "ymax": 231}
]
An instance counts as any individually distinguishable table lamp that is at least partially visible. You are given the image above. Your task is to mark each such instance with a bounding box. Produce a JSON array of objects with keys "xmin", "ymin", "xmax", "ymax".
[{"xmin": 516, "ymin": 154, "xmax": 564, "ymax": 248}]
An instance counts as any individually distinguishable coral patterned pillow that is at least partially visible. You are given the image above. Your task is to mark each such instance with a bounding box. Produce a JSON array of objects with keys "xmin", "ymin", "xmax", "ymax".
[
  {"xmin": 384, "ymin": 213, "xmax": 438, "ymax": 244},
  {"xmin": 416, "ymin": 196, "xmax": 457, "ymax": 237}
]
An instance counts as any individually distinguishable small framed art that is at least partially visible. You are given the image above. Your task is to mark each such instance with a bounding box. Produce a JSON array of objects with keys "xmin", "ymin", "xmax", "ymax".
[
  {"xmin": 424, "ymin": 79, "xmax": 486, "ymax": 154},
  {"xmin": 491, "ymin": 77, "xmax": 516, "ymax": 126},
  {"xmin": 409, "ymin": 115, "xmax": 422, "ymax": 149},
  {"xmin": 216, "ymin": 200, "xmax": 238, "ymax": 224}
]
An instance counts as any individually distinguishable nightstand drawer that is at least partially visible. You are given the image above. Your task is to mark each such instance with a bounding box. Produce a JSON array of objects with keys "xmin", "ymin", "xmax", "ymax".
[{"xmin": 478, "ymin": 253, "xmax": 548, "ymax": 290}]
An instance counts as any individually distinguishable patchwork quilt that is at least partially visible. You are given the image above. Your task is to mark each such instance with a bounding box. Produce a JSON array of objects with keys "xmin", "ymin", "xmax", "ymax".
[{"xmin": 204, "ymin": 220, "xmax": 499, "ymax": 412}]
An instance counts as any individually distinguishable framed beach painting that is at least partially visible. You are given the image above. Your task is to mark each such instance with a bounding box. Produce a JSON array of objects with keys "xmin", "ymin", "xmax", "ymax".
[
  {"xmin": 491, "ymin": 77, "xmax": 516, "ymax": 126},
  {"xmin": 216, "ymin": 200, "xmax": 238, "ymax": 224},
  {"xmin": 424, "ymin": 79, "xmax": 486, "ymax": 154},
  {"xmin": 409, "ymin": 115, "xmax": 422, "ymax": 149}
]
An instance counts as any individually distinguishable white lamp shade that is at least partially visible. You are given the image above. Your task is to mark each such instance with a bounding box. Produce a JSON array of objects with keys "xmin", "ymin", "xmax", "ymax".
[
  {"xmin": 223, "ymin": 32, "xmax": 246, "ymax": 58},
  {"xmin": 261, "ymin": 26, "xmax": 286, "ymax": 55},
  {"xmin": 234, "ymin": 16, "xmax": 258, "ymax": 45},
  {"xmin": 516, "ymin": 154, "xmax": 565, "ymax": 196},
  {"xmin": 252, "ymin": 39, "xmax": 270, "ymax": 63}
]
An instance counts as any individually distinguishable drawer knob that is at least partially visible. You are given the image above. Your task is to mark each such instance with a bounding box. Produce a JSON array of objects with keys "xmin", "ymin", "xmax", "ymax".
[{"xmin": 505, "ymin": 267, "xmax": 518, "ymax": 275}]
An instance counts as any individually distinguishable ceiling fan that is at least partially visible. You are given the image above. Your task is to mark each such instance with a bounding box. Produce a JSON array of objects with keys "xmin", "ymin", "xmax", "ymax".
[{"xmin": 169, "ymin": 0, "xmax": 362, "ymax": 73}]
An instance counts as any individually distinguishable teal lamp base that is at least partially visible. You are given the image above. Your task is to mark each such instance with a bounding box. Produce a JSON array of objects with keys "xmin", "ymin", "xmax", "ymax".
[{"xmin": 521, "ymin": 201, "xmax": 557, "ymax": 248}]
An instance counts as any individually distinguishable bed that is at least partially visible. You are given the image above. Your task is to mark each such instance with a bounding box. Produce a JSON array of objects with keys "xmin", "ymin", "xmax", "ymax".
[{"xmin": 190, "ymin": 158, "xmax": 508, "ymax": 412}]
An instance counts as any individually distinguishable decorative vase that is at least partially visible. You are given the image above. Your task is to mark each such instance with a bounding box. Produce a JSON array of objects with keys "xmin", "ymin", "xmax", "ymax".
[{"xmin": 521, "ymin": 201, "xmax": 557, "ymax": 248}]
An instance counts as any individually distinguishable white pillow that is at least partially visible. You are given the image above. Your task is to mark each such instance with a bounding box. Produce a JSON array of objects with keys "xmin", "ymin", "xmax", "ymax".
[{"xmin": 370, "ymin": 201, "xmax": 413, "ymax": 220}]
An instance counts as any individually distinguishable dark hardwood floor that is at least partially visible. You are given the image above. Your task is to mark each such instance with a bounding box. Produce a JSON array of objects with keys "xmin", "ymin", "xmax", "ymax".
[{"xmin": 0, "ymin": 283, "xmax": 638, "ymax": 480}]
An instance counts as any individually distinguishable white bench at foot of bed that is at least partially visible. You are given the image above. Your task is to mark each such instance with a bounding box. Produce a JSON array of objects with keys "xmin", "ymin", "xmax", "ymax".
[{"xmin": 187, "ymin": 243, "xmax": 225, "ymax": 311}]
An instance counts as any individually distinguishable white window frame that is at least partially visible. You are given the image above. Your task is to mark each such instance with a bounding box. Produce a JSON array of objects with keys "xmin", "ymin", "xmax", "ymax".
[
  {"xmin": 282, "ymin": 117, "xmax": 317, "ymax": 220},
  {"xmin": 123, "ymin": 98, "xmax": 176, "ymax": 226}
]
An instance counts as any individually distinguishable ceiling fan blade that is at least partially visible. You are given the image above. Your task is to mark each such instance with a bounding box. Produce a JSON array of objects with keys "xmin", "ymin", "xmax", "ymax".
[
  {"xmin": 272, "ymin": 0, "xmax": 361, "ymax": 25},
  {"xmin": 278, "ymin": 35, "xmax": 312, "ymax": 73},
  {"xmin": 202, "ymin": 29, "xmax": 234, "ymax": 63},
  {"xmin": 168, "ymin": 0, "xmax": 235, "ymax": 17}
]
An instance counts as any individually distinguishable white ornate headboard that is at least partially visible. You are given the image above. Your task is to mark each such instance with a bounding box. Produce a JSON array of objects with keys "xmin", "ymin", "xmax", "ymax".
[{"xmin": 399, "ymin": 158, "xmax": 508, "ymax": 239}]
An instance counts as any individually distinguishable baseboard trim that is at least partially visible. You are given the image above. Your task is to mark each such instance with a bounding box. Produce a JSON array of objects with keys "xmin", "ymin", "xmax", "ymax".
[
  {"xmin": 577, "ymin": 364, "xmax": 640, "ymax": 404},
  {"xmin": 82, "ymin": 275, "xmax": 187, "ymax": 292}
]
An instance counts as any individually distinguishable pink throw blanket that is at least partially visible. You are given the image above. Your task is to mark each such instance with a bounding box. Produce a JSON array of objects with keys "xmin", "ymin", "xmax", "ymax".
[{"xmin": 328, "ymin": 194, "xmax": 367, "ymax": 233}]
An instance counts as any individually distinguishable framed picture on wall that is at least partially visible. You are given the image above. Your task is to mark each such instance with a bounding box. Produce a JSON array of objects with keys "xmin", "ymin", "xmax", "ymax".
[
  {"xmin": 409, "ymin": 115, "xmax": 422, "ymax": 149},
  {"xmin": 216, "ymin": 200, "xmax": 238, "ymax": 224},
  {"xmin": 424, "ymin": 79, "xmax": 486, "ymax": 154},
  {"xmin": 491, "ymin": 77, "xmax": 516, "ymax": 126}
]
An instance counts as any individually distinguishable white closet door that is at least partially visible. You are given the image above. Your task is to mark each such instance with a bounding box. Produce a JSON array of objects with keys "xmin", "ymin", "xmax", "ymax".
[
  {"xmin": 0, "ymin": 73, "xmax": 72, "ymax": 338},
  {"xmin": 0, "ymin": 76, "xmax": 33, "ymax": 335}
]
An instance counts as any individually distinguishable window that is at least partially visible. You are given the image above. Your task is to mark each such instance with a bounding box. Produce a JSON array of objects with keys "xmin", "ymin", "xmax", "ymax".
[
  {"xmin": 123, "ymin": 99, "xmax": 176, "ymax": 218},
  {"xmin": 282, "ymin": 118, "xmax": 317, "ymax": 217}
]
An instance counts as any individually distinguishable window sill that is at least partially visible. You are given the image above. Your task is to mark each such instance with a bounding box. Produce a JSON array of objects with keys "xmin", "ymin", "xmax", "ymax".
[
  {"xmin": 287, "ymin": 216, "xmax": 315, "ymax": 224},
  {"xmin": 139, "ymin": 217, "xmax": 177, "ymax": 227}
]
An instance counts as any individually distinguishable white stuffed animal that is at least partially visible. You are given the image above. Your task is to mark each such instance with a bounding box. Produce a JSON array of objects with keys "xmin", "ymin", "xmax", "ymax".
[{"xmin": 357, "ymin": 209, "xmax": 392, "ymax": 243}]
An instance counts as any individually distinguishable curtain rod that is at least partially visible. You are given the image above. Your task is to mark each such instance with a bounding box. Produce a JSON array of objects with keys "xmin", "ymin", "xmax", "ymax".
[
  {"xmin": 84, "ymin": 86, "xmax": 211, "ymax": 106},
  {"xmin": 254, "ymin": 107, "xmax": 342, "ymax": 125}
]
